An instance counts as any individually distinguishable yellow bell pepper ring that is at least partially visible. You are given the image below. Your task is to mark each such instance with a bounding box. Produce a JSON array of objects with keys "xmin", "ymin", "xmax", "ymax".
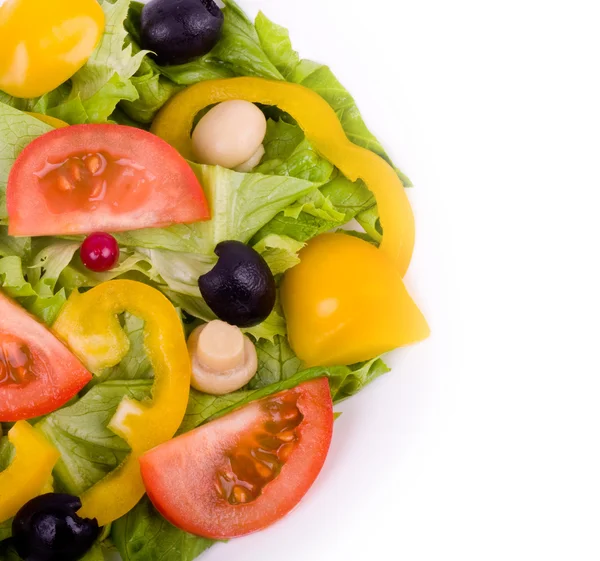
[
  {"xmin": 281, "ymin": 233, "xmax": 430, "ymax": 367},
  {"xmin": 53, "ymin": 280, "xmax": 191, "ymax": 526},
  {"xmin": 151, "ymin": 77, "xmax": 415, "ymax": 276},
  {"xmin": 0, "ymin": 421, "xmax": 60, "ymax": 523},
  {"xmin": 26, "ymin": 113, "xmax": 69, "ymax": 129},
  {"xmin": 0, "ymin": 0, "xmax": 104, "ymax": 98}
]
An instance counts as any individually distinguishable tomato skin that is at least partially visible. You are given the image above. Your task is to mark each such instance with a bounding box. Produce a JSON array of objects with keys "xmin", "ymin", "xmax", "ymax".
[
  {"xmin": 0, "ymin": 291, "xmax": 92, "ymax": 422},
  {"xmin": 140, "ymin": 378, "xmax": 334, "ymax": 539},
  {"xmin": 7, "ymin": 124, "xmax": 210, "ymax": 237}
]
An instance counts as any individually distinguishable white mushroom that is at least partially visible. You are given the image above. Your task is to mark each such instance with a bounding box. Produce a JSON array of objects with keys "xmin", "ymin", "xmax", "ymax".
[
  {"xmin": 192, "ymin": 100, "xmax": 267, "ymax": 171},
  {"xmin": 187, "ymin": 320, "xmax": 258, "ymax": 395}
]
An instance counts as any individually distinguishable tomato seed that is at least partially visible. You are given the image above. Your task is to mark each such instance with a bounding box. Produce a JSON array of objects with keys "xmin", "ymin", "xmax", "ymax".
[
  {"xmin": 232, "ymin": 486, "xmax": 251, "ymax": 504},
  {"xmin": 277, "ymin": 430, "xmax": 297, "ymax": 443},
  {"xmin": 278, "ymin": 443, "xmax": 295, "ymax": 463},
  {"xmin": 85, "ymin": 155, "xmax": 102, "ymax": 174},
  {"xmin": 57, "ymin": 175, "xmax": 75, "ymax": 192}
]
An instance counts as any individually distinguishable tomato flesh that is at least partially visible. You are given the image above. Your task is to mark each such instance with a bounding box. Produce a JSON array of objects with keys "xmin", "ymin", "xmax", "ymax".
[
  {"xmin": 140, "ymin": 378, "xmax": 334, "ymax": 539},
  {"xmin": 7, "ymin": 124, "xmax": 210, "ymax": 237},
  {"xmin": 0, "ymin": 291, "xmax": 92, "ymax": 421}
]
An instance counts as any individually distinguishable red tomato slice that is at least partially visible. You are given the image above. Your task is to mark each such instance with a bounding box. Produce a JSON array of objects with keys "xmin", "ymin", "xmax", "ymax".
[
  {"xmin": 0, "ymin": 291, "xmax": 92, "ymax": 421},
  {"xmin": 7, "ymin": 124, "xmax": 210, "ymax": 237},
  {"xmin": 140, "ymin": 378, "xmax": 334, "ymax": 539}
]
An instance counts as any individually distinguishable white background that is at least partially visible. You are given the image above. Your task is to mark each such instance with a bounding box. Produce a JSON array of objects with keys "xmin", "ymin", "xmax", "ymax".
[{"xmin": 194, "ymin": 0, "xmax": 600, "ymax": 559}]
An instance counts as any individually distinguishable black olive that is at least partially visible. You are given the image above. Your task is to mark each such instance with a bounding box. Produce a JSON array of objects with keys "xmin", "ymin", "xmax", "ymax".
[
  {"xmin": 12, "ymin": 494, "xmax": 100, "ymax": 561},
  {"xmin": 199, "ymin": 241, "xmax": 276, "ymax": 328},
  {"xmin": 140, "ymin": 0, "xmax": 224, "ymax": 66}
]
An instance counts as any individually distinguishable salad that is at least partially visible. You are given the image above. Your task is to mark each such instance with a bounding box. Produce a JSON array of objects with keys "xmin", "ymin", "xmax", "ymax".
[{"xmin": 0, "ymin": 0, "xmax": 430, "ymax": 559}]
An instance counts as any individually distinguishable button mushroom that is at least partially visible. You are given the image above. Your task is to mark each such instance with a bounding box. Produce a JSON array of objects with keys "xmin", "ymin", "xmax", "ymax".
[
  {"xmin": 191, "ymin": 100, "xmax": 267, "ymax": 171},
  {"xmin": 187, "ymin": 320, "xmax": 258, "ymax": 395}
]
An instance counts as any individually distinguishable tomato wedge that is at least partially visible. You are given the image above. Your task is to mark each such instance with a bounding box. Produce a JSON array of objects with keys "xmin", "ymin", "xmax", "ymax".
[
  {"xmin": 0, "ymin": 291, "xmax": 92, "ymax": 421},
  {"xmin": 140, "ymin": 378, "xmax": 334, "ymax": 539},
  {"xmin": 7, "ymin": 124, "xmax": 210, "ymax": 237}
]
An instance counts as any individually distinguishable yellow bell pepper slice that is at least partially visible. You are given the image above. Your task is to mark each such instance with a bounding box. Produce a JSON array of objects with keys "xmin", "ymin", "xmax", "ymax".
[
  {"xmin": 26, "ymin": 112, "xmax": 69, "ymax": 129},
  {"xmin": 0, "ymin": 421, "xmax": 60, "ymax": 523},
  {"xmin": 53, "ymin": 280, "xmax": 191, "ymax": 526},
  {"xmin": 151, "ymin": 77, "xmax": 415, "ymax": 276},
  {"xmin": 0, "ymin": 0, "xmax": 104, "ymax": 98},
  {"xmin": 281, "ymin": 233, "xmax": 430, "ymax": 366}
]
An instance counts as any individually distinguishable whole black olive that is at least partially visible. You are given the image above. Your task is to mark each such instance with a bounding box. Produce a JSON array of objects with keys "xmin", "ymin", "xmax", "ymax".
[
  {"xmin": 12, "ymin": 494, "xmax": 100, "ymax": 561},
  {"xmin": 199, "ymin": 241, "xmax": 276, "ymax": 328},
  {"xmin": 140, "ymin": 0, "xmax": 224, "ymax": 66}
]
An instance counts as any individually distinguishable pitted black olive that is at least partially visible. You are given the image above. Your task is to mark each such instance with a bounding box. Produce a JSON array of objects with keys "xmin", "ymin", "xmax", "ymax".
[
  {"xmin": 141, "ymin": 0, "xmax": 224, "ymax": 66},
  {"xmin": 12, "ymin": 493, "xmax": 100, "ymax": 561},
  {"xmin": 199, "ymin": 241, "xmax": 276, "ymax": 328}
]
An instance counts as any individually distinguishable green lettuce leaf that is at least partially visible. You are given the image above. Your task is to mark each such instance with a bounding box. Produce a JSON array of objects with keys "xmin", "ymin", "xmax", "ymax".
[
  {"xmin": 256, "ymin": 120, "xmax": 334, "ymax": 183},
  {"xmin": 209, "ymin": 0, "xmax": 283, "ymax": 80},
  {"xmin": 51, "ymin": 0, "xmax": 149, "ymax": 124},
  {"xmin": 0, "ymin": 234, "xmax": 77, "ymax": 325},
  {"xmin": 38, "ymin": 380, "xmax": 151, "ymax": 495},
  {"xmin": 250, "ymin": 335, "xmax": 304, "ymax": 389},
  {"xmin": 253, "ymin": 173, "xmax": 375, "ymax": 243},
  {"xmin": 112, "ymin": 496, "xmax": 214, "ymax": 561},
  {"xmin": 356, "ymin": 204, "xmax": 383, "ymax": 243},
  {"xmin": 0, "ymin": 104, "xmax": 53, "ymax": 219},
  {"xmin": 252, "ymin": 234, "xmax": 304, "ymax": 276}
]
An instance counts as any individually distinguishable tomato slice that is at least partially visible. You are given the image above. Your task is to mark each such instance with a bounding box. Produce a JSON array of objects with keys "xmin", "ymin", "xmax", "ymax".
[
  {"xmin": 0, "ymin": 291, "xmax": 92, "ymax": 421},
  {"xmin": 140, "ymin": 378, "xmax": 334, "ymax": 539},
  {"xmin": 7, "ymin": 124, "xmax": 210, "ymax": 237}
]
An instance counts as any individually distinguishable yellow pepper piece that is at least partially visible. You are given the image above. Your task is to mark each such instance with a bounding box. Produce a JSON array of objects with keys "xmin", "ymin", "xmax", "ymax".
[
  {"xmin": 0, "ymin": 421, "xmax": 60, "ymax": 523},
  {"xmin": 151, "ymin": 77, "xmax": 415, "ymax": 275},
  {"xmin": 53, "ymin": 280, "xmax": 191, "ymax": 525},
  {"xmin": 281, "ymin": 233, "xmax": 430, "ymax": 367},
  {"xmin": 26, "ymin": 112, "xmax": 69, "ymax": 129},
  {"xmin": 0, "ymin": 0, "xmax": 104, "ymax": 98}
]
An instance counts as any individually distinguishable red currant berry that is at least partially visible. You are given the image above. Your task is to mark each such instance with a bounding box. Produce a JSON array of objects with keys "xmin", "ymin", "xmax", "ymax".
[{"xmin": 80, "ymin": 232, "xmax": 119, "ymax": 272}]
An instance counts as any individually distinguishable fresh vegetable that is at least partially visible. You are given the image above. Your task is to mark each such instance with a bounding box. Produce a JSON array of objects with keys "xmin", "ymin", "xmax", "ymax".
[
  {"xmin": 187, "ymin": 320, "xmax": 258, "ymax": 394},
  {"xmin": 0, "ymin": 421, "xmax": 60, "ymax": 523},
  {"xmin": 12, "ymin": 494, "xmax": 100, "ymax": 561},
  {"xmin": 80, "ymin": 233, "xmax": 120, "ymax": 273},
  {"xmin": 192, "ymin": 100, "xmax": 267, "ymax": 170},
  {"xmin": 0, "ymin": 290, "xmax": 92, "ymax": 421},
  {"xmin": 199, "ymin": 240, "xmax": 276, "ymax": 327},
  {"xmin": 7, "ymin": 124, "xmax": 210, "ymax": 237},
  {"xmin": 151, "ymin": 77, "xmax": 415, "ymax": 275},
  {"xmin": 52, "ymin": 280, "xmax": 191, "ymax": 525},
  {"xmin": 282, "ymin": 233, "xmax": 430, "ymax": 366},
  {"xmin": 141, "ymin": 0, "xmax": 224, "ymax": 66},
  {"xmin": 140, "ymin": 378, "xmax": 333, "ymax": 538},
  {"xmin": 0, "ymin": 0, "xmax": 105, "ymax": 98}
]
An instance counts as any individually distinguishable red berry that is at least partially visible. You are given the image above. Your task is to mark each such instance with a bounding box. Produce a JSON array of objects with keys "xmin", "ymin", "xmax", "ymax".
[{"xmin": 80, "ymin": 233, "xmax": 120, "ymax": 272}]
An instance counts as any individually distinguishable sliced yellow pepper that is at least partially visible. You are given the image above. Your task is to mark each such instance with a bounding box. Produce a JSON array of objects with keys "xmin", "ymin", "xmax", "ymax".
[
  {"xmin": 151, "ymin": 77, "xmax": 415, "ymax": 275},
  {"xmin": 281, "ymin": 233, "xmax": 430, "ymax": 366},
  {"xmin": 0, "ymin": 421, "xmax": 60, "ymax": 523},
  {"xmin": 26, "ymin": 112, "xmax": 69, "ymax": 129},
  {"xmin": 53, "ymin": 280, "xmax": 191, "ymax": 526},
  {"xmin": 0, "ymin": 0, "xmax": 104, "ymax": 98}
]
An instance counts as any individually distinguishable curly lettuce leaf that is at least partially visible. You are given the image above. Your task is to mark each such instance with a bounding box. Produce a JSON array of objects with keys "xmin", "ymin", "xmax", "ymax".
[
  {"xmin": 112, "ymin": 496, "xmax": 214, "ymax": 561},
  {"xmin": 0, "ymin": 104, "xmax": 53, "ymax": 219},
  {"xmin": 252, "ymin": 234, "xmax": 305, "ymax": 276},
  {"xmin": 250, "ymin": 335, "xmax": 304, "ymax": 390},
  {"xmin": 253, "ymin": 173, "xmax": 375, "ymax": 243},
  {"xmin": 38, "ymin": 380, "xmax": 151, "ymax": 495},
  {"xmin": 0, "ymin": 233, "xmax": 78, "ymax": 325}
]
